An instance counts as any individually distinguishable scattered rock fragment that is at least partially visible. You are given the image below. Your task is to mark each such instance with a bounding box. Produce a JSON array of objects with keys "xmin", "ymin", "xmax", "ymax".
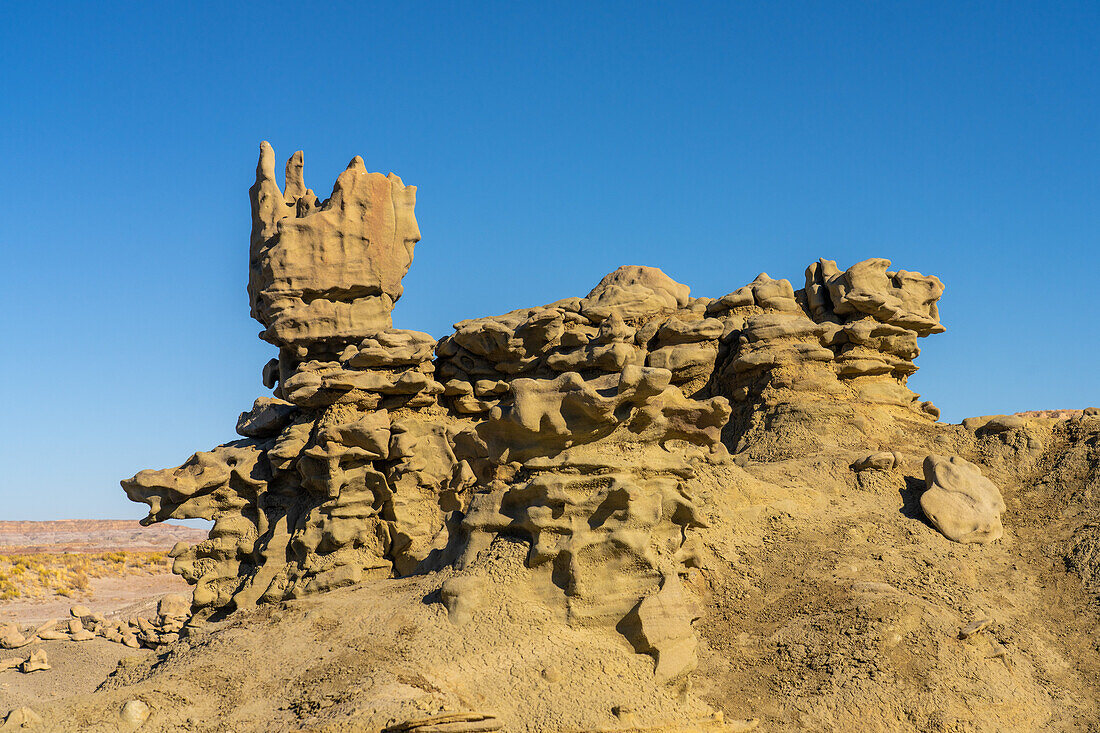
[
  {"xmin": 120, "ymin": 699, "xmax": 151, "ymax": 726},
  {"xmin": 35, "ymin": 630, "xmax": 68, "ymax": 641},
  {"xmin": 33, "ymin": 619, "xmax": 57, "ymax": 635},
  {"xmin": 0, "ymin": 626, "xmax": 31, "ymax": 650},
  {"xmin": 851, "ymin": 451, "xmax": 901, "ymax": 471},
  {"xmin": 387, "ymin": 711, "xmax": 502, "ymax": 732},
  {"xmin": 69, "ymin": 617, "xmax": 96, "ymax": 642},
  {"xmin": 19, "ymin": 650, "xmax": 49, "ymax": 673},
  {"xmin": 959, "ymin": 617, "xmax": 994, "ymax": 639}
]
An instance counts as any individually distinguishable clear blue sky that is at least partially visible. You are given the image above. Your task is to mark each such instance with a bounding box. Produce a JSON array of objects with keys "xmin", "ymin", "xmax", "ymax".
[{"xmin": 2, "ymin": 2, "xmax": 1097, "ymax": 520}]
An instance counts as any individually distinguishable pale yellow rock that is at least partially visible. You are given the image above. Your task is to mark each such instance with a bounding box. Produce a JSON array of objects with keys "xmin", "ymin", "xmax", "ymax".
[
  {"xmin": 0, "ymin": 626, "xmax": 31, "ymax": 650},
  {"xmin": 32, "ymin": 619, "xmax": 57, "ymax": 634},
  {"xmin": 921, "ymin": 455, "xmax": 1005, "ymax": 544},
  {"xmin": 0, "ymin": 706, "xmax": 42, "ymax": 730},
  {"xmin": 959, "ymin": 617, "xmax": 994, "ymax": 639},
  {"xmin": 583, "ymin": 265, "xmax": 691, "ymax": 321},
  {"xmin": 851, "ymin": 451, "xmax": 901, "ymax": 471},
  {"xmin": 20, "ymin": 649, "xmax": 49, "ymax": 673},
  {"xmin": 439, "ymin": 576, "xmax": 485, "ymax": 626},
  {"xmin": 157, "ymin": 594, "xmax": 191, "ymax": 620},
  {"xmin": 120, "ymin": 699, "xmax": 150, "ymax": 726},
  {"xmin": 235, "ymin": 397, "xmax": 296, "ymax": 438},
  {"xmin": 619, "ymin": 574, "xmax": 700, "ymax": 684}
]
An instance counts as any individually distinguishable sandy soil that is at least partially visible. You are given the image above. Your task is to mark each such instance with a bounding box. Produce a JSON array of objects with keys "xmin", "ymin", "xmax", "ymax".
[{"xmin": 0, "ymin": 574, "xmax": 189, "ymax": 627}]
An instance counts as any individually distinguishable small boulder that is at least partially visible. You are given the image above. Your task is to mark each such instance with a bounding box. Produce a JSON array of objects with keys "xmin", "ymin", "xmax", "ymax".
[
  {"xmin": 921, "ymin": 455, "xmax": 1005, "ymax": 544},
  {"xmin": 0, "ymin": 626, "xmax": 31, "ymax": 650},
  {"xmin": 157, "ymin": 594, "xmax": 191, "ymax": 620},
  {"xmin": 851, "ymin": 451, "xmax": 900, "ymax": 472},
  {"xmin": 20, "ymin": 649, "xmax": 49, "ymax": 673},
  {"xmin": 959, "ymin": 617, "xmax": 994, "ymax": 639},
  {"xmin": 120, "ymin": 699, "xmax": 150, "ymax": 726},
  {"xmin": 69, "ymin": 618, "xmax": 95, "ymax": 642},
  {"xmin": 618, "ymin": 574, "xmax": 700, "ymax": 684},
  {"xmin": 439, "ymin": 576, "xmax": 485, "ymax": 626}
]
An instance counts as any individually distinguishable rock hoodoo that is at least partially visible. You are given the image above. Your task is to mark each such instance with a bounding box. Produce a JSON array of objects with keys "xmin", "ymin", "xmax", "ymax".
[{"xmin": 123, "ymin": 143, "xmax": 953, "ymax": 682}]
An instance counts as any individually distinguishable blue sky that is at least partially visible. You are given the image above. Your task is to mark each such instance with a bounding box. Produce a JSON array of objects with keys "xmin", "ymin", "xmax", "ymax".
[{"xmin": 2, "ymin": 2, "xmax": 1097, "ymax": 520}]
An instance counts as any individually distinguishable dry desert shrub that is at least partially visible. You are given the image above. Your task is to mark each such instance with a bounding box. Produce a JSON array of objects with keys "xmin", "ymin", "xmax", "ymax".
[{"xmin": 0, "ymin": 551, "xmax": 169, "ymax": 600}]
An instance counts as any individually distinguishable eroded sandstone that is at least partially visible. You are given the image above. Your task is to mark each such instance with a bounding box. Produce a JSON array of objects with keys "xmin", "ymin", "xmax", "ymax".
[{"xmin": 122, "ymin": 144, "xmax": 966, "ymax": 691}]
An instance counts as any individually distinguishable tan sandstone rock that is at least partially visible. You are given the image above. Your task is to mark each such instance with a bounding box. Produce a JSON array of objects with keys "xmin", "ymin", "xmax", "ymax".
[
  {"xmin": 20, "ymin": 649, "xmax": 49, "ymax": 673},
  {"xmin": 921, "ymin": 455, "xmax": 1005, "ymax": 544}
]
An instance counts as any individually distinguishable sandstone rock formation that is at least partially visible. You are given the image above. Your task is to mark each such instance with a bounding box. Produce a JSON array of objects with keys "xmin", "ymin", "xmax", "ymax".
[
  {"xmin": 248, "ymin": 142, "xmax": 420, "ymax": 348},
  {"xmin": 120, "ymin": 144, "xmax": 960, "ymax": 685},
  {"xmin": 90, "ymin": 145, "xmax": 1100, "ymax": 732}
]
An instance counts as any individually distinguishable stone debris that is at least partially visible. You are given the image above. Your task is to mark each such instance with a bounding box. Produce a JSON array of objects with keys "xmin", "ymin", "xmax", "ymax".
[
  {"xmin": 20, "ymin": 649, "xmax": 49, "ymax": 673},
  {"xmin": 921, "ymin": 455, "xmax": 1005, "ymax": 544},
  {"xmin": 0, "ymin": 596, "xmax": 194, "ymax": 653},
  {"xmin": 35, "ymin": 629, "xmax": 68, "ymax": 641},
  {"xmin": 120, "ymin": 699, "xmax": 151, "ymax": 726},
  {"xmin": 0, "ymin": 707, "xmax": 42, "ymax": 730},
  {"xmin": 851, "ymin": 451, "xmax": 902, "ymax": 471},
  {"xmin": 33, "ymin": 619, "xmax": 57, "ymax": 634},
  {"xmin": 959, "ymin": 617, "xmax": 994, "ymax": 639},
  {"xmin": 0, "ymin": 626, "xmax": 32, "ymax": 650},
  {"xmin": 387, "ymin": 711, "xmax": 503, "ymax": 732}
]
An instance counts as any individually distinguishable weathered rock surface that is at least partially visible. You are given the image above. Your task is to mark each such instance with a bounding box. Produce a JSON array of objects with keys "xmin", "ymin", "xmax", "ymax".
[
  {"xmin": 248, "ymin": 143, "xmax": 420, "ymax": 348},
  {"xmin": 921, "ymin": 455, "xmax": 1005, "ymax": 543},
  {"xmin": 122, "ymin": 146, "xmax": 959, "ymax": 675}
]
